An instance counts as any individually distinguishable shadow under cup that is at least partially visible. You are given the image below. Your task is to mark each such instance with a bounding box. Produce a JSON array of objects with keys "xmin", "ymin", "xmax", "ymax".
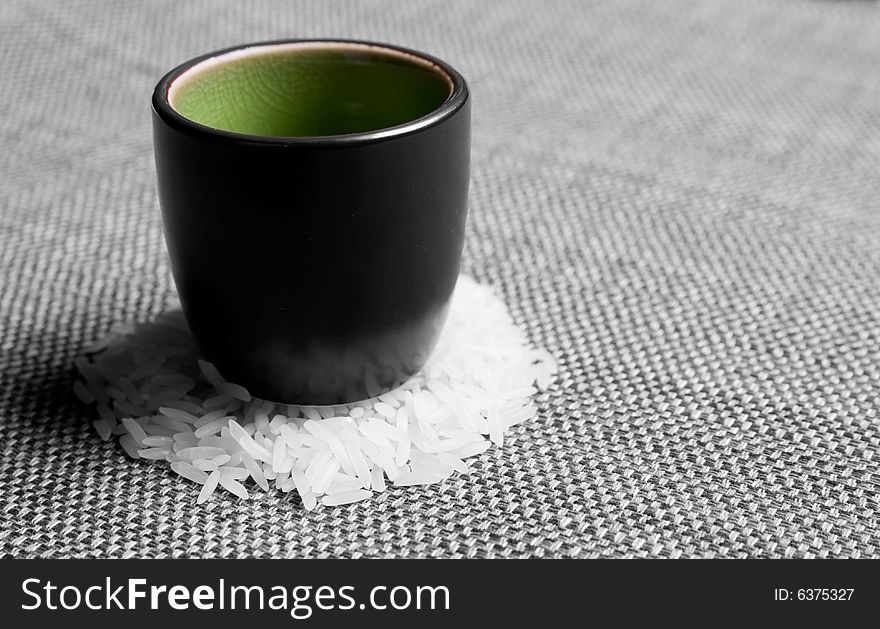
[{"xmin": 151, "ymin": 40, "xmax": 470, "ymax": 405}]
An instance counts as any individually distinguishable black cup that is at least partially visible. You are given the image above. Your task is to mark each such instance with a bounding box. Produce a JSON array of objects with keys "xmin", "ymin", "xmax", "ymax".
[{"xmin": 151, "ymin": 40, "xmax": 470, "ymax": 405}]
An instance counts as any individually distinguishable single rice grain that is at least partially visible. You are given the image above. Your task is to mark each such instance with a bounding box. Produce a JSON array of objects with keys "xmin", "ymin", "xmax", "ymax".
[
  {"xmin": 321, "ymin": 489, "xmax": 372, "ymax": 506},
  {"xmin": 171, "ymin": 461, "xmax": 209, "ymax": 484},
  {"xmin": 92, "ymin": 419, "xmax": 112, "ymax": 441},
  {"xmin": 197, "ymin": 470, "xmax": 221, "ymax": 504}
]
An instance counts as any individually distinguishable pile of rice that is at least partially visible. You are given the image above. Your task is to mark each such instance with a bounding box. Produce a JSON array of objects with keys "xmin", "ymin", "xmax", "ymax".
[{"xmin": 73, "ymin": 275, "xmax": 557, "ymax": 509}]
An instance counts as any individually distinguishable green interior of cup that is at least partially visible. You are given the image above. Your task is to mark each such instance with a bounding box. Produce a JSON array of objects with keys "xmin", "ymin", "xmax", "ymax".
[{"xmin": 169, "ymin": 44, "xmax": 452, "ymax": 137}]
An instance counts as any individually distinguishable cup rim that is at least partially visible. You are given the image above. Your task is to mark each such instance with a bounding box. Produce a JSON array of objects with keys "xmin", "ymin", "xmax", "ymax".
[{"xmin": 152, "ymin": 38, "xmax": 469, "ymax": 146}]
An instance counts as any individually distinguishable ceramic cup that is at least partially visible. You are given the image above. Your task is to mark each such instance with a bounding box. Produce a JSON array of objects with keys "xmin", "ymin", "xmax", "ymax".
[{"xmin": 152, "ymin": 39, "xmax": 470, "ymax": 404}]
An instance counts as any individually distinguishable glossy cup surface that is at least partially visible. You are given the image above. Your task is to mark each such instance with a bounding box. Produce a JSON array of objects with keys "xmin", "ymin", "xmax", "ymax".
[{"xmin": 152, "ymin": 40, "xmax": 470, "ymax": 404}]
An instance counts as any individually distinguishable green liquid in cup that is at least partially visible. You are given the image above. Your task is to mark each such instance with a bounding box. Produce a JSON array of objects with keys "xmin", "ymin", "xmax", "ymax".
[{"xmin": 170, "ymin": 45, "xmax": 452, "ymax": 137}]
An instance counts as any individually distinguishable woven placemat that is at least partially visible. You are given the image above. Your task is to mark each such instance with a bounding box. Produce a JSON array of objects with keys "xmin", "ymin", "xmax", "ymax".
[{"xmin": 1, "ymin": 0, "xmax": 879, "ymax": 557}]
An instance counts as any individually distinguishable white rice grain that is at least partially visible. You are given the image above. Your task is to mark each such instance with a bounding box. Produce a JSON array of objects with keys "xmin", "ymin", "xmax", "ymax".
[
  {"xmin": 219, "ymin": 466, "xmax": 249, "ymax": 481},
  {"xmin": 279, "ymin": 425, "xmax": 300, "ymax": 450},
  {"xmin": 347, "ymin": 441, "xmax": 372, "ymax": 489},
  {"xmin": 409, "ymin": 461, "xmax": 454, "ymax": 479},
  {"xmin": 195, "ymin": 408, "xmax": 229, "ymax": 426},
  {"xmin": 198, "ymin": 359, "xmax": 225, "ymax": 388},
  {"xmin": 291, "ymin": 469, "xmax": 317, "ymax": 510},
  {"xmin": 158, "ymin": 406, "xmax": 199, "ymax": 424},
  {"xmin": 321, "ymin": 489, "xmax": 372, "ymax": 506},
  {"xmin": 370, "ymin": 466, "xmax": 386, "ymax": 492},
  {"xmin": 203, "ymin": 393, "xmax": 234, "ymax": 410},
  {"xmin": 450, "ymin": 440, "xmax": 492, "ymax": 459},
  {"xmin": 278, "ymin": 454, "xmax": 295, "ymax": 475},
  {"xmin": 193, "ymin": 458, "xmax": 219, "ymax": 472},
  {"xmin": 268, "ymin": 414, "xmax": 288, "ymax": 433},
  {"xmin": 119, "ymin": 434, "xmax": 141, "ymax": 459},
  {"xmin": 118, "ymin": 377, "xmax": 144, "ymax": 405},
  {"xmin": 395, "ymin": 405, "xmax": 409, "ymax": 436},
  {"xmin": 304, "ymin": 420, "xmax": 356, "ymax": 477},
  {"xmin": 176, "ymin": 446, "xmax": 227, "ymax": 459},
  {"xmin": 97, "ymin": 404, "xmax": 117, "ymax": 427},
  {"xmin": 194, "ymin": 416, "xmax": 233, "ymax": 438},
  {"xmin": 121, "ymin": 417, "xmax": 147, "ymax": 445},
  {"xmin": 138, "ymin": 447, "xmax": 171, "ymax": 460},
  {"xmin": 218, "ymin": 381, "xmax": 252, "ymax": 402},
  {"xmin": 106, "ymin": 387, "xmax": 127, "ymax": 401},
  {"xmin": 305, "ymin": 450, "xmax": 334, "ymax": 484},
  {"xmin": 502, "ymin": 404, "xmax": 538, "ymax": 428},
  {"xmin": 142, "ymin": 435, "xmax": 174, "ymax": 447},
  {"xmin": 171, "ymin": 461, "xmax": 209, "ymax": 484},
  {"xmin": 173, "ymin": 431, "xmax": 199, "ymax": 447},
  {"xmin": 437, "ymin": 427, "xmax": 484, "ymax": 442},
  {"xmin": 151, "ymin": 414, "xmax": 191, "ymax": 433},
  {"xmin": 326, "ymin": 479, "xmax": 365, "ymax": 495},
  {"xmin": 313, "ymin": 460, "xmax": 341, "ymax": 495},
  {"xmin": 73, "ymin": 274, "xmax": 557, "ymax": 511},
  {"xmin": 302, "ymin": 407, "xmax": 322, "ymax": 421},
  {"xmin": 92, "ymin": 419, "xmax": 112, "ymax": 441},
  {"xmin": 228, "ymin": 419, "xmax": 272, "ymax": 462},
  {"xmin": 394, "ymin": 436, "xmax": 411, "ymax": 467},
  {"xmin": 272, "ymin": 438, "xmax": 286, "ymax": 473},
  {"xmin": 254, "ymin": 410, "xmax": 270, "ymax": 434},
  {"xmin": 197, "ymin": 470, "xmax": 221, "ymax": 504},
  {"xmin": 115, "ymin": 400, "xmax": 149, "ymax": 418},
  {"xmin": 243, "ymin": 454, "xmax": 269, "ymax": 491},
  {"xmin": 359, "ymin": 419, "xmax": 392, "ymax": 447},
  {"xmin": 374, "ymin": 402, "xmax": 396, "ymax": 418},
  {"xmin": 438, "ymin": 453, "xmax": 470, "ymax": 474}
]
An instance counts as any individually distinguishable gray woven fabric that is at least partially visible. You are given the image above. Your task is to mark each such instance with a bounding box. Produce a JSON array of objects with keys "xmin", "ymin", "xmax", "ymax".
[{"xmin": 2, "ymin": 0, "xmax": 879, "ymax": 558}]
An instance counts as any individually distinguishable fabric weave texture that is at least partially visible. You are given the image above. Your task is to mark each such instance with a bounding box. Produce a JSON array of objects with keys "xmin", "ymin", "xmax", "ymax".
[{"xmin": 1, "ymin": 0, "xmax": 879, "ymax": 558}]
